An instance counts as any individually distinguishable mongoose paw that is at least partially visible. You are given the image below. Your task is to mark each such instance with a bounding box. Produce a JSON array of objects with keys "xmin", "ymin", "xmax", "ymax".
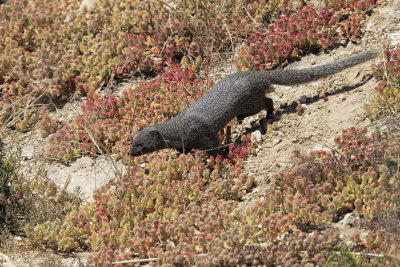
[{"xmin": 219, "ymin": 147, "xmax": 229, "ymax": 158}]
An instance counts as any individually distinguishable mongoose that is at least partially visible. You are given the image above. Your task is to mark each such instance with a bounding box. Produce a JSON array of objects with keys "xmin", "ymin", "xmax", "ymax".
[{"xmin": 129, "ymin": 49, "xmax": 378, "ymax": 157}]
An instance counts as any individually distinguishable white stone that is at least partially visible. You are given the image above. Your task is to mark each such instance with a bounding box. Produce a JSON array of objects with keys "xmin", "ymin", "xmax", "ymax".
[
  {"xmin": 251, "ymin": 130, "xmax": 263, "ymax": 143},
  {"xmin": 79, "ymin": 0, "xmax": 99, "ymax": 12},
  {"xmin": 0, "ymin": 253, "xmax": 15, "ymax": 267},
  {"xmin": 389, "ymin": 32, "xmax": 400, "ymax": 46},
  {"xmin": 336, "ymin": 211, "xmax": 361, "ymax": 228},
  {"xmin": 272, "ymin": 139, "xmax": 281, "ymax": 146}
]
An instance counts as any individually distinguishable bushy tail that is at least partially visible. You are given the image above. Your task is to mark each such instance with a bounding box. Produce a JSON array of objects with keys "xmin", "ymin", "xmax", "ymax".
[{"xmin": 266, "ymin": 49, "xmax": 378, "ymax": 85}]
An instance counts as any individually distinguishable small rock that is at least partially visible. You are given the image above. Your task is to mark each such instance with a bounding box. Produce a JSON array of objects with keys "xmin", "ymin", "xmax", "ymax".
[
  {"xmin": 373, "ymin": 116, "xmax": 400, "ymax": 132},
  {"xmin": 389, "ymin": 32, "xmax": 400, "ymax": 46},
  {"xmin": 0, "ymin": 253, "xmax": 15, "ymax": 267},
  {"xmin": 360, "ymin": 38, "xmax": 368, "ymax": 46},
  {"xmin": 336, "ymin": 211, "xmax": 361, "ymax": 228},
  {"xmin": 272, "ymin": 138, "xmax": 281, "ymax": 146},
  {"xmin": 167, "ymin": 240, "xmax": 176, "ymax": 248},
  {"xmin": 265, "ymin": 138, "xmax": 281, "ymax": 148},
  {"xmin": 305, "ymin": 133, "xmax": 313, "ymax": 139},
  {"xmin": 338, "ymin": 94, "xmax": 346, "ymax": 101},
  {"xmin": 300, "ymin": 95, "xmax": 307, "ymax": 103},
  {"xmin": 251, "ymin": 130, "xmax": 263, "ymax": 143},
  {"xmin": 21, "ymin": 146, "xmax": 33, "ymax": 160},
  {"xmin": 311, "ymin": 145, "xmax": 329, "ymax": 152},
  {"xmin": 339, "ymin": 38, "xmax": 347, "ymax": 46},
  {"xmin": 79, "ymin": 0, "xmax": 99, "ymax": 12},
  {"xmin": 291, "ymin": 138, "xmax": 299, "ymax": 143},
  {"xmin": 310, "ymin": 59, "xmax": 317, "ymax": 65}
]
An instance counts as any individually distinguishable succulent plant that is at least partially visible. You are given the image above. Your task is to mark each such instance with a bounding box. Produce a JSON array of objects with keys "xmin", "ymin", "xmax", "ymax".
[{"xmin": 12, "ymin": 0, "xmax": 400, "ymax": 266}]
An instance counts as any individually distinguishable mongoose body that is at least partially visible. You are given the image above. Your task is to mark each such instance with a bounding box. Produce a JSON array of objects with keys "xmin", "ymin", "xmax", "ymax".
[{"xmin": 129, "ymin": 49, "xmax": 378, "ymax": 157}]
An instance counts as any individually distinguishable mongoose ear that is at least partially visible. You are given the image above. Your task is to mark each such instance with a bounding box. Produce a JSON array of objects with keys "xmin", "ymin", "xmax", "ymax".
[{"xmin": 148, "ymin": 129, "xmax": 162, "ymax": 141}]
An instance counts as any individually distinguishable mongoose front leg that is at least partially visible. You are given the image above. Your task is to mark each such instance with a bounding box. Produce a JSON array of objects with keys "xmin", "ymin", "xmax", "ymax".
[
  {"xmin": 195, "ymin": 133, "xmax": 223, "ymax": 157},
  {"xmin": 182, "ymin": 114, "xmax": 225, "ymax": 157},
  {"xmin": 176, "ymin": 147, "xmax": 191, "ymax": 154}
]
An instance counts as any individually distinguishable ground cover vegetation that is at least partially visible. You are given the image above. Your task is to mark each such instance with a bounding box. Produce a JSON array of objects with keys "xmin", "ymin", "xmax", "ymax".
[{"xmin": 2, "ymin": 0, "xmax": 400, "ymax": 265}]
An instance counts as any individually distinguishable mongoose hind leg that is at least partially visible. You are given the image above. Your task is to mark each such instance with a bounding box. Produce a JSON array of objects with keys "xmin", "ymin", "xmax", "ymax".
[
  {"xmin": 259, "ymin": 97, "xmax": 274, "ymax": 128},
  {"xmin": 237, "ymin": 97, "xmax": 274, "ymax": 124},
  {"xmin": 265, "ymin": 97, "xmax": 274, "ymax": 119}
]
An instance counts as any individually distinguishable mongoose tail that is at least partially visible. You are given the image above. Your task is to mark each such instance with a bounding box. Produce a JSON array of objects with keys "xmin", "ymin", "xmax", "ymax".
[{"xmin": 266, "ymin": 49, "xmax": 378, "ymax": 85}]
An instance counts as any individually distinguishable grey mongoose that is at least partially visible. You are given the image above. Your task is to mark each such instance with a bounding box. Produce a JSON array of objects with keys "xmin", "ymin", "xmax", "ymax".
[{"xmin": 129, "ymin": 49, "xmax": 378, "ymax": 157}]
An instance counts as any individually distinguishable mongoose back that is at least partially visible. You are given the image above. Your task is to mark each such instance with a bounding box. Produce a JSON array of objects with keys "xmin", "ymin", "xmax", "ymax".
[{"xmin": 129, "ymin": 49, "xmax": 378, "ymax": 157}]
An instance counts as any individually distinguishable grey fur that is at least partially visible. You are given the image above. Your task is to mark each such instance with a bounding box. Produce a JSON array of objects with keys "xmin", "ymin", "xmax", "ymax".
[{"xmin": 129, "ymin": 49, "xmax": 378, "ymax": 157}]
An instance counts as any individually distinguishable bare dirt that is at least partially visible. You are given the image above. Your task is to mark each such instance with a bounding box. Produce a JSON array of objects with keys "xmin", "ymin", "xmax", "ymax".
[{"xmin": 2, "ymin": 0, "xmax": 400, "ymax": 265}]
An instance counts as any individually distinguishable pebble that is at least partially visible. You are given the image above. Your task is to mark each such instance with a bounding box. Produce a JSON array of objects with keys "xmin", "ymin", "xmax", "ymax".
[
  {"xmin": 272, "ymin": 138, "xmax": 281, "ymax": 146},
  {"xmin": 335, "ymin": 211, "xmax": 361, "ymax": 229},
  {"xmin": 251, "ymin": 130, "xmax": 263, "ymax": 143},
  {"xmin": 0, "ymin": 253, "xmax": 15, "ymax": 267},
  {"xmin": 311, "ymin": 145, "xmax": 330, "ymax": 152},
  {"xmin": 389, "ymin": 32, "xmax": 400, "ymax": 46}
]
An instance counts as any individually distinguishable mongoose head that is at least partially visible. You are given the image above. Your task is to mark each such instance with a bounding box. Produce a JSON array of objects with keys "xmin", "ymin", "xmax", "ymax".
[{"xmin": 129, "ymin": 126, "xmax": 166, "ymax": 156}]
